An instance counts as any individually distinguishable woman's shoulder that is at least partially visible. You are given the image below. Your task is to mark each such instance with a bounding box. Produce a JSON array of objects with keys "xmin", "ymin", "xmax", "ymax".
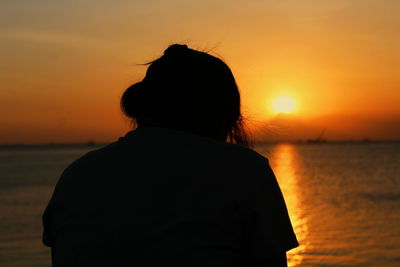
[
  {"xmin": 62, "ymin": 129, "xmax": 269, "ymax": 177},
  {"xmin": 223, "ymin": 141, "xmax": 266, "ymax": 159},
  {"xmin": 218, "ymin": 141, "xmax": 269, "ymax": 167},
  {"xmin": 61, "ymin": 141, "xmax": 125, "ymax": 176}
]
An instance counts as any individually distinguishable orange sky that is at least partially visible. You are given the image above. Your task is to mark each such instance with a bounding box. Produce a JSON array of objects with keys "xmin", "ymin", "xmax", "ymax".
[{"xmin": 1, "ymin": 0, "xmax": 399, "ymax": 143}]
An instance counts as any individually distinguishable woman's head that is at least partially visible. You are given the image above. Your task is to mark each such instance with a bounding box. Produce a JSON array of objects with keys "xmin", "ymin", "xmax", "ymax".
[{"xmin": 121, "ymin": 44, "xmax": 250, "ymax": 146}]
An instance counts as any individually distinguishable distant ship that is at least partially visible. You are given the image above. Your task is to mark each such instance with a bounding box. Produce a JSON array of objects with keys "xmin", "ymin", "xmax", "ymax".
[{"xmin": 87, "ymin": 140, "xmax": 96, "ymax": 146}]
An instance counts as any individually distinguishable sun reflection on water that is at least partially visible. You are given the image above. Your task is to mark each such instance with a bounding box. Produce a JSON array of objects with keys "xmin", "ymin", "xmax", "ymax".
[{"xmin": 268, "ymin": 143, "xmax": 309, "ymax": 267}]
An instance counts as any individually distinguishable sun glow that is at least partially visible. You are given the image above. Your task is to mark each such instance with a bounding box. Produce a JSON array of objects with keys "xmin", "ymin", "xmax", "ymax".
[{"xmin": 271, "ymin": 96, "xmax": 297, "ymax": 114}]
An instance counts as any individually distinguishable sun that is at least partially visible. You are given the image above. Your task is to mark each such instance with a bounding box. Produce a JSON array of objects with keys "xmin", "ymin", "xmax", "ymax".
[{"xmin": 271, "ymin": 96, "xmax": 296, "ymax": 114}]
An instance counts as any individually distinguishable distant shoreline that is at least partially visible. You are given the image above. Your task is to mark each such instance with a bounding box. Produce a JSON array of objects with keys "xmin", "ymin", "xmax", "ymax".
[
  {"xmin": 0, "ymin": 143, "xmax": 108, "ymax": 150},
  {"xmin": 1, "ymin": 140, "xmax": 400, "ymax": 149},
  {"xmin": 255, "ymin": 140, "xmax": 400, "ymax": 145}
]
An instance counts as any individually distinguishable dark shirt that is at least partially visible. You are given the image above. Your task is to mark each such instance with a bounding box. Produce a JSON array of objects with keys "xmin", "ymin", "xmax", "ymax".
[{"xmin": 42, "ymin": 127, "xmax": 298, "ymax": 266}]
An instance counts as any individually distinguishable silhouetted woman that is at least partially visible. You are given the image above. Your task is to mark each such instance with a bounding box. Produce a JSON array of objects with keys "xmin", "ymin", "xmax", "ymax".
[{"xmin": 42, "ymin": 44, "xmax": 298, "ymax": 267}]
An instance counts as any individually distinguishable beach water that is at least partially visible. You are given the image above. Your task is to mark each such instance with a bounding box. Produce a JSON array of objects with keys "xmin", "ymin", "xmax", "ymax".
[{"xmin": 0, "ymin": 142, "xmax": 399, "ymax": 267}]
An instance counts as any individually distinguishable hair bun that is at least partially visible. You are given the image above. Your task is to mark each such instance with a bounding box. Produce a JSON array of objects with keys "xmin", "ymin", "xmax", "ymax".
[{"xmin": 163, "ymin": 44, "xmax": 189, "ymax": 56}]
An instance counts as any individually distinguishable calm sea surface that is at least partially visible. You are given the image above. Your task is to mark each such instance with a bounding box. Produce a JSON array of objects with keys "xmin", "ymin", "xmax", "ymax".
[{"xmin": 0, "ymin": 143, "xmax": 399, "ymax": 267}]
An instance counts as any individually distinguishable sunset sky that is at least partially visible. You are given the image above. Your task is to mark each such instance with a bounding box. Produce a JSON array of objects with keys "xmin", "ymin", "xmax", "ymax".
[{"xmin": 1, "ymin": 0, "xmax": 399, "ymax": 143}]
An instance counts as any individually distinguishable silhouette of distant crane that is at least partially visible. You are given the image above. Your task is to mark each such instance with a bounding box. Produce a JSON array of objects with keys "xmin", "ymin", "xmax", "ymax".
[{"xmin": 307, "ymin": 127, "xmax": 327, "ymax": 143}]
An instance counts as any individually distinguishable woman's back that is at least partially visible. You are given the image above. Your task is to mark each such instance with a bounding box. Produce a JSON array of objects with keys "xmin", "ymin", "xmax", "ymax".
[
  {"xmin": 43, "ymin": 127, "xmax": 298, "ymax": 266},
  {"xmin": 42, "ymin": 44, "xmax": 298, "ymax": 266}
]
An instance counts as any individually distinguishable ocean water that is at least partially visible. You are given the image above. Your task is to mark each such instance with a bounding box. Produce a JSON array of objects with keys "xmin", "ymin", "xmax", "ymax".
[{"xmin": 0, "ymin": 142, "xmax": 399, "ymax": 267}]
